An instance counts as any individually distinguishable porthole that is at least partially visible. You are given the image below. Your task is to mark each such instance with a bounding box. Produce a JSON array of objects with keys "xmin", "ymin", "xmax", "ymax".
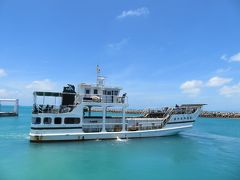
[
  {"xmin": 43, "ymin": 117, "xmax": 52, "ymax": 124},
  {"xmin": 32, "ymin": 117, "xmax": 41, "ymax": 124},
  {"xmin": 54, "ymin": 117, "xmax": 62, "ymax": 124}
]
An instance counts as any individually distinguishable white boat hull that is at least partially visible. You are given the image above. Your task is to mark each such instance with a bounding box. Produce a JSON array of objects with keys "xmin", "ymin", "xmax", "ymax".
[{"xmin": 29, "ymin": 125, "xmax": 192, "ymax": 142}]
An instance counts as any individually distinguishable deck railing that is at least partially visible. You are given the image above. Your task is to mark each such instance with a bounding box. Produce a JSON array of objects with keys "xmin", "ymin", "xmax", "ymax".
[
  {"xmin": 144, "ymin": 106, "xmax": 198, "ymax": 116},
  {"xmin": 76, "ymin": 94, "xmax": 128, "ymax": 104},
  {"xmin": 32, "ymin": 104, "xmax": 76, "ymax": 114}
]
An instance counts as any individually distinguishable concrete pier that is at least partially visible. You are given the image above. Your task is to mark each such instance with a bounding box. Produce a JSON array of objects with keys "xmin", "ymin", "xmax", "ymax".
[
  {"xmin": 0, "ymin": 112, "xmax": 18, "ymax": 117},
  {"xmin": 0, "ymin": 99, "xmax": 19, "ymax": 117}
]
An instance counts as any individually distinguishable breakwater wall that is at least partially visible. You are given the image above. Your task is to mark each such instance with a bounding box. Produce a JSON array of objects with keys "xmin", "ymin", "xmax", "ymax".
[
  {"xmin": 200, "ymin": 111, "xmax": 240, "ymax": 118},
  {"xmin": 89, "ymin": 109, "xmax": 240, "ymax": 118}
]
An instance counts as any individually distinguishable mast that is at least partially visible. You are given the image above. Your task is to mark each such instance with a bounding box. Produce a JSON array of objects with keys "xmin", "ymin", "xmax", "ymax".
[
  {"xmin": 96, "ymin": 65, "xmax": 100, "ymax": 80},
  {"xmin": 96, "ymin": 65, "xmax": 105, "ymax": 87}
]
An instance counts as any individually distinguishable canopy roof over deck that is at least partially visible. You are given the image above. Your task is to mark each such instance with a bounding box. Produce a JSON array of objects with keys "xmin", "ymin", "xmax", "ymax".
[
  {"xmin": 180, "ymin": 104, "xmax": 207, "ymax": 108},
  {"xmin": 33, "ymin": 91, "xmax": 75, "ymax": 97}
]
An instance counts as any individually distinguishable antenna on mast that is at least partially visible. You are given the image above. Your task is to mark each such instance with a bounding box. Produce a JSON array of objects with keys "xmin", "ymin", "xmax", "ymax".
[
  {"xmin": 96, "ymin": 65, "xmax": 100, "ymax": 78},
  {"xmin": 96, "ymin": 65, "xmax": 105, "ymax": 87}
]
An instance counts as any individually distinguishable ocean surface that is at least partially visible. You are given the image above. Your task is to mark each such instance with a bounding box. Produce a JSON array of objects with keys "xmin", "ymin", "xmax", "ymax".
[{"xmin": 0, "ymin": 106, "xmax": 239, "ymax": 180}]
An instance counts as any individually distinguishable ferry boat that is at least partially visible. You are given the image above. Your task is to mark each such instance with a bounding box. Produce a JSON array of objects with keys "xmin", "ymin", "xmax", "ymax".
[{"xmin": 29, "ymin": 66, "xmax": 205, "ymax": 142}]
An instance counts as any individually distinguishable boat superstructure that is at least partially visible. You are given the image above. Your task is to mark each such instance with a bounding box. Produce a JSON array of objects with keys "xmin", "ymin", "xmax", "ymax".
[{"xmin": 29, "ymin": 67, "xmax": 205, "ymax": 142}]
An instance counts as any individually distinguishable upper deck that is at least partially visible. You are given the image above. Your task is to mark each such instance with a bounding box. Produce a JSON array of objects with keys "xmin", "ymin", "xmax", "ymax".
[
  {"xmin": 32, "ymin": 67, "xmax": 128, "ymax": 114},
  {"xmin": 76, "ymin": 78, "xmax": 127, "ymax": 104}
]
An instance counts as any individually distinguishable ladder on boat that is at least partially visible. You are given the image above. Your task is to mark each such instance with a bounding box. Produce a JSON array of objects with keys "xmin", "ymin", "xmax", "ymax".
[{"xmin": 162, "ymin": 108, "xmax": 174, "ymax": 127}]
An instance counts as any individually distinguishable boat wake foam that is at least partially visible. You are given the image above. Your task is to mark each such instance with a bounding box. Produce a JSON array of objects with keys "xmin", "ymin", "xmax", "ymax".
[
  {"xmin": 116, "ymin": 136, "xmax": 128, "ymax": 142},
  {"xmin": 181, "ymin": 130, "xmax": 240, "ymax": 143},
  {"xmin": 0, "ymin": 133, "xmax": 29, "ymax": 140}
]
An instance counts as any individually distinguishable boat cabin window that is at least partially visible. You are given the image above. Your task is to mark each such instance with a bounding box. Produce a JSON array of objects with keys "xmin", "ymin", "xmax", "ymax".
[
  {"xmin": 114, "ymin": 91, "xmax": 118, "ymax": 96},
  {"xmin": 32, "ymin": 117, "xmax": 41, "ymax": 124},
  {"xmin": 43, "ymin": 117, "xmax": 52, "ymax": 124},
  {"xmin": 103, "ymin": 90, "xmax": 112, "ymax": 95},
  {"xmin": 94, "ymin": 89, "xmax": 98, "ymax": 94},
  {"xmin": 64, "ymin": 117, "xmax": 80, "ymax": 124},
  {"xmin": 54, "ymin": 117, "xmax": 62, "ymax": 124},
  {"xmin": 85, "ymin": 89, "xmax": 90, "ymax": 94}
]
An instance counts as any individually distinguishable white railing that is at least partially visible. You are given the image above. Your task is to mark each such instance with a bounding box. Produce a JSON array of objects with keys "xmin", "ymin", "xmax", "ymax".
[
  {"xmin": 82, "ymin": 124, "xmax": 123, "ymax": 133},
  {"xmin": 82, "ymin": 118, "xmax": 123, "ymax": 124},
  {"xmin": 76, "ymin": 94, "xmax": 128, "ymax": 104},
  {"xmin": 172, "ymin": 107, "xmax": 197, "ymax": 114},
  {"xmin": 32, "ymin": 104, "xmax": 76, "ymax": 114}
]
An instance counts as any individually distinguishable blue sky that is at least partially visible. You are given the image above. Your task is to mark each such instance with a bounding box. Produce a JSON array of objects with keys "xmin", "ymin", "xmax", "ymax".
[{"xmin": 0, "ymin": 0, "xmax": 240, "ymax": 111}]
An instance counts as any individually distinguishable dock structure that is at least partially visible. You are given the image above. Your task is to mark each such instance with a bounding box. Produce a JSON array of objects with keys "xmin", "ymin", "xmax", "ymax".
[{"xmin": 0, "ymin": 99, "xmax": 19, "ymax": 117}]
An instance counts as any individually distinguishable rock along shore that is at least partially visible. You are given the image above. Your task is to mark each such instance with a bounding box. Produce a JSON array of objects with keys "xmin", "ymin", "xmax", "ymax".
[
  {"xmin": 199, "ymin": 111, "xmax": 240, "ymax": 119},
  {"xmin": 88, "ymin": 109, "xmax": 240, "ymax": 119}
]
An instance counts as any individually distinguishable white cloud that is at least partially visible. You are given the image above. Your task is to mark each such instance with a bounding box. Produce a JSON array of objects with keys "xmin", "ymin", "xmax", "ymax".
[
  {"xmin": 219, "ymin": 83, "xmax": 240, "ymax": 96},
  {"xmin": 26, "ymin": 79, "xmax": 55, "ymax": 91},
  {"xmin": 221, "ymin": 52, "xmax": 240, "ymax": 62},
  {"xmin": 216, "ymin": 67, "xmax": 231, "ymax": 74},
  {"xmin": 0, "ymin": 89, "xmax": 8, "ymax": 97},
  {"xmin": 220, "ymin": 54, "xmax": 227, "ymax": 61},
  {"xmin": 117, "ymin": 7, "xmax": 149, "ymax": 19},
  {"xmin": 0, "ymin": 88, "xmax": 20, "ymax": 98},
  {"xmin": 107, "ymin": 38, "xmax": 128, "ymax": 50},
  {"xmin": 207, "ymin": 76, "xmax": 232, "ymax": 87},
  {"xmin": 229, "ymin": 52, "xmax": 240, "ymax": 62},
  {"xmin": 180, "ymin": 80, "xmax": 203, "ymax": 97},
  {"xmin": 0, "ymin": 68, "xmax": 7, "ymax": 77}
]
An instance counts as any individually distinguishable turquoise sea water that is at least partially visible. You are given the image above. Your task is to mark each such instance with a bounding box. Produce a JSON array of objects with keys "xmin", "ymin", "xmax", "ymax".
[{"xmin": 0, "ymin": 107, "xmax": 240, "ymax": 180}]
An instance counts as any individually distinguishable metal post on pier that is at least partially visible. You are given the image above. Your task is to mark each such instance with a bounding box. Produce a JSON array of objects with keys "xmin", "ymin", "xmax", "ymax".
[
  {"xmin": 102, "ymin": 106, "xmax": 106, "ymax": 132},
  {"xmin": 14, "ymin": 99, "xmax": 19, "ymax": 115},
  {"xmin": 122, "ymin": 107, "xmax": 126, "ymax": 131}
]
